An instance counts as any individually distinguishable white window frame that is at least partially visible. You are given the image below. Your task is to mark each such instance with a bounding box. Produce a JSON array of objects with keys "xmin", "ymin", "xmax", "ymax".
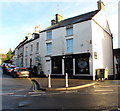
[
  {"xmin": 66, "ymin": 39, "xmax": 73, "ymax": 53},
  {"xmin": 66, "ymin": 27, "xmax": 73, "ymax": 36},
  {"xmin": 36, "ymin": 42, "xmax": 39, "ymax": 53},
  {"xmin": 31, "ymin": 45, "xmax": 33, "ymax": 54},
  {"xmin": 46, "ymin": 31, "xmax": 52, "ymax": 40},
  {"xmin": 46, "ymin": 42, "xmax": 52, "ymax": 55}
]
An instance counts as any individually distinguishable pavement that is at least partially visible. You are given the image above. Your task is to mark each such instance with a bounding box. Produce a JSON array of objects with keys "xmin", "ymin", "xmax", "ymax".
[{"xmin": 29, "ymin": 77, "xmax": 96, "ymax": 91}]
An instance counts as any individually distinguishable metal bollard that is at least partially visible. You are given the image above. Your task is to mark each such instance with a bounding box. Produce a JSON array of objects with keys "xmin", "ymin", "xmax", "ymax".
[
  {"xmin": 48, "ymin": 74, "xmax": 51, "ymax": 88},
  {"xmin": 65, "ymin": 73, "xmax": 68, "ymax": 88}
]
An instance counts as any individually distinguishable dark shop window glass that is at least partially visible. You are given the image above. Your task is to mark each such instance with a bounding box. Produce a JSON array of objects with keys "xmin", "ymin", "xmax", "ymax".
[
  {"xmin": 52, "ymin": 57, "xmax": 62, "ymax": 74},
  {"xmin": 75, "ymin": 57, "xmax": 89, "ymax": 74}
]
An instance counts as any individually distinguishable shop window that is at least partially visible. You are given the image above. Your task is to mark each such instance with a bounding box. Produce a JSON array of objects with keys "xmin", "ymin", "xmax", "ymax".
[
  {"xmin": 52, "ymin": 57, "xmax": 62, "ymax": 74},
  {"xmin": 75, "ymin": 57, "xmax": 89, "ymax": 74}
]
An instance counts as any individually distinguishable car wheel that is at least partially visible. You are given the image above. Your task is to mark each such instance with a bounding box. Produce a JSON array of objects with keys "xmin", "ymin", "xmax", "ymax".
[{"xmin": 13, "ymin": 74, "xmax": 17, "ymax": 78}]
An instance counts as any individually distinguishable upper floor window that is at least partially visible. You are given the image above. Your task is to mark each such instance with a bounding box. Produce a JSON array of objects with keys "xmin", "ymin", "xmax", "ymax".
[
  {"xmin": 32, "ymin": 34, "xmax": 35, "ymax": 39},
  {"xmin": 31, "ymin": 45, "xmax": 33, "ymax": 54},
  {"xmin": 25, "ymin": 47, "xmax": 28, "ymax": 56},
  {"xmin": 66, "ymin": 27, "xmax": 73, "ymax": 36},
  {"xmin": 66, "ymin": 39, "xmax": 73, "ymax": 53},
  {"xmin": 46, "ymin": 42, "xmax": 52, "ymax": 55},
  {"xmin": 36, "ymin": 42, "xmax": 39, "ymax": 53},
  {"xmin": 32, "ymin": 33, "xmax": 39, "ymax": 39},
  {"xmin": 46, "ymin": 31, "xmax": 52, "ymax": 40}
]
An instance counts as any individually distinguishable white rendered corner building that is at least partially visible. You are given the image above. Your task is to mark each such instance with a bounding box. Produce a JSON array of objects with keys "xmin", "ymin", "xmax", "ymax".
[{"xmin": 13, "ymin": 0, "xmax": 114, "ymax": 80}]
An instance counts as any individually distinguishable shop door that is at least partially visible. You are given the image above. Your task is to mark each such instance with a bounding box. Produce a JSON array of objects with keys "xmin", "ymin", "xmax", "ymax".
[{"xmin": 64, "ymin": 58, "xmax": 73, "ymax": 76}]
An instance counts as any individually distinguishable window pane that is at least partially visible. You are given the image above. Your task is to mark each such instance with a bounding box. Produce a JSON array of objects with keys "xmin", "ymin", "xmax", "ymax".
[
  {"xmin": 47, "ymin": 31, "xmax": 52, "ymax": 40},
  {"xmin": 75, "ymin": 57, "xmax": 89, "ymax": 74},
  {"xmin": 52, "ymin": 57, "xmax": 62, "ymax": 74},
  {"xmin": 31, "ymin": 45, "xmax": 33, "ymax": 53},
  {"xmin": 47, "ymin": 43, "xmax": 52, "ymax": 55},
  {"xmin": 66, "ymin": 28, "xmax": 73, "ymax": 36},
  {"xmin": 66, "ymin": 39, "xmax": 73, "ymax": 53},
  {"xmin": 36, "ymin": 42, "xmax": 39, "ymax": 52}
]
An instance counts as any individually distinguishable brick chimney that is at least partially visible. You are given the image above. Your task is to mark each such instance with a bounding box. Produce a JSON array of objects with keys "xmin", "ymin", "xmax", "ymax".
[
  {"xmin": 55, "ymin": 14, "xmax": 63, "ymax": 23},
  {"xmin": 97, "ymin": 0, "xmax": 105, "ymax": 11}
]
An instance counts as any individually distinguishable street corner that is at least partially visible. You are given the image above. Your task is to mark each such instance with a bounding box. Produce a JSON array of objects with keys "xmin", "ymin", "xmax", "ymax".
[{"xmin": 45, "ymin": 82, "xmax": 96, "ymax": 91}]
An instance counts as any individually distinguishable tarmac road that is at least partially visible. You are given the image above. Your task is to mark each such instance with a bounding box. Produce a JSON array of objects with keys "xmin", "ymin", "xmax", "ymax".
[{"xmin": 1, "ymin": 68, "xmax": 120, "ymax": 110}]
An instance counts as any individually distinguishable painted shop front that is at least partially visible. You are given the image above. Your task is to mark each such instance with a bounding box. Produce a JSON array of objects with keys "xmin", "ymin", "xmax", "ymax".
[{"xmin": 51, "ymin": 53, "xmax": 91, "ymax": 78}]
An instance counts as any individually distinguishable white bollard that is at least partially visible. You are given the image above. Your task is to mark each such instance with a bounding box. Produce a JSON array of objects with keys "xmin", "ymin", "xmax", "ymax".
[
  {"xmin": 48, "ymin": 74, "xmax": 51, "ymax": 88},
  {"xmin": 66, "ymin": 73, "xmax": 68, "ymax": 88}
]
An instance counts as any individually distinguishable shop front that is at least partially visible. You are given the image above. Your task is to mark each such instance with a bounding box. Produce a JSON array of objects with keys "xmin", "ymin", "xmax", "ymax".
[{"xmin": 51, "ymin": 53, "xmax": 90, "ymax": 78}]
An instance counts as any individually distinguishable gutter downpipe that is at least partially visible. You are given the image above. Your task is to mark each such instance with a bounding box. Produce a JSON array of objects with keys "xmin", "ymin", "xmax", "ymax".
[{"xmin": 111, "ymin": 34, "xmax": 115, "ymax": 80}]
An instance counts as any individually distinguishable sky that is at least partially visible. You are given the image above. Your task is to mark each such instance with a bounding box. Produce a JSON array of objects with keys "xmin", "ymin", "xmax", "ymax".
[{"xmin": 0, "ymin": 0, "xmax": 118, "ymax": 54}]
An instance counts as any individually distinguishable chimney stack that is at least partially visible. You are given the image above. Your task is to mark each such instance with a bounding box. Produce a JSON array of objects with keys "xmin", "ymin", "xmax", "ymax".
[
  {"xmin": 51, "ymin": 19, "xmax": 56, "ymax": 25},
  {"xmin": 97, "ymin": 0, "xmax": 105, "ymax": 11},
  {"xmin": 55, "ymin": 14, "xmax": 63, "ymax": 23},
  {"xmin": 27, "ymin": 33, "xmax": 32, "ymax": 40},
  {"xmin": 35, "ymin": 25, "xmax": 40, "ymax": 33}
]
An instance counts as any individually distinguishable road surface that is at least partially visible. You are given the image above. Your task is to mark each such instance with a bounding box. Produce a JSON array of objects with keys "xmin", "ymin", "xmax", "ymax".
[{"xmin": 1, "ymin": 68, "xmax": 120, "ymax": 110}]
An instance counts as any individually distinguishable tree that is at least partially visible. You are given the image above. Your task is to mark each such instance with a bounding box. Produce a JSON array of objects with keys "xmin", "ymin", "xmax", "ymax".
[{"xmin": 6, "ymin": 49, "xmax": 13, "ymax": 61}]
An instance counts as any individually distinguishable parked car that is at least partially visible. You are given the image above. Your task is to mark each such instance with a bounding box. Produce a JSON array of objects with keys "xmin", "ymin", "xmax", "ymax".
[
  {"xmin": 11, "ymin": 67, "xmax": 30, "ymax": 78},
  {"xmin": 27, "ymin": 67, "xmax": 33, "ymax": 77},
  {"xmin": 6, "ymin": 66, "xmax": 16, "ymax": 74}
]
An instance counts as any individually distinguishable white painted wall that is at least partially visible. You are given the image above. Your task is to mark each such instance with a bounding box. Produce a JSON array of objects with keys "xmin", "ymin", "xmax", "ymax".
[
  {"xmin": 73, "ymin": 21, "xmax": 92, "ymax": 54},
  {"xmin": 23, "ymin": 38, "xmax": 40, "ymax": 68},
  {"xmin": 92, "ymin": 10, "xmax": 113, "ymax": 78},
  {"xmin": 14, "ymin": 9, "xmax": 113, "ymax": 79},
  {"xmin": 40, "ymin": 20, "xmax": 93, "ymax": 76}
]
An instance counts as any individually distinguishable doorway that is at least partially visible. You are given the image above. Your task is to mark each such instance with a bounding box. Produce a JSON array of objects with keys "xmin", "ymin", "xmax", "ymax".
[
  {"xmin": 64, "ymin": 58, "xmax": 73, "ymax": 76},
  {"xmin": 30, "ymin": 58, "xmax": 32, "ymax": 68}
]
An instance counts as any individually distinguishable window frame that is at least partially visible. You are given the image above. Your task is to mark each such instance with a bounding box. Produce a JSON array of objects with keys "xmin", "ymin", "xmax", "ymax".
[
  {"xmin": 51, "ymin": 57, "xmax": 62, "ymax": 74},
  {"xmin": 46, "ymin": 42, "xmax": 52, "ymax": 55},
  {"xmin": 66, "ymin": 39, "xmax": 73, "ymax": 54},
  {"xmin": 46, "ymin": 31, "xmax": 52, "ymax": 40},
  {"xmin": 36, "ymin": 42, "xmax": 39, "ymax": 53},
  {"xmin": 66, "ymin": 26, "xmax": 73, "ymax": 36},
  {"xmin": 31, "ymin": 45, "xmax": 33, "ymax": 54}
]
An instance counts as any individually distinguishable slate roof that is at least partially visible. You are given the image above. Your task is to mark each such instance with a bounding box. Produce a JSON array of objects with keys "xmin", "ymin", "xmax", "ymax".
[{"xmin": 41, "ymin": 10, "xmax": 99, "ymax": 32}]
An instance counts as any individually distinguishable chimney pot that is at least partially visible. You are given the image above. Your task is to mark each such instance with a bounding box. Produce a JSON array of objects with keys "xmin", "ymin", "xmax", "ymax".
[
  {"xmin": 56, "ymin": 14, "xmax": 63, "ymax": 23},
  {"xmin": 97, "ymin": 0, "xmax": 105, "ymax": 11},
  {"xmin": 51, "ymin": 19, "xmax": 56, "ymax": 25},
  {"xmin": 35, "ymin": 25, "xmax": 40, "ymax": 33}
]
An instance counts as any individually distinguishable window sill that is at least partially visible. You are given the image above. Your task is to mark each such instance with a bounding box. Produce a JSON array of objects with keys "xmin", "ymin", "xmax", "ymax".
[
  {"xmin": 36, "ymin": 52, "xmax": 39, "ymax": 54},
  {"xmin": 65, "ymin": 34, "xmax": 73, "ymax": 37},
  {"xmin": 45, "ymin": 55, "xmax": 51, "ymax": 57},
  {"xmin": 46, "ymin": 39, "xmax": 52, "ymax": 41},
  {"xmin": 65, "ymin": 52, "xmax": 73, "ymax": 55}
]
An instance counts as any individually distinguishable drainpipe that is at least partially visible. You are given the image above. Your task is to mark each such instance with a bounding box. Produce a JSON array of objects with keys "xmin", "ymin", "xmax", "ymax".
[{"xmin": 111, "ymin": 33, "xmax": 115, "ymax": 80}]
